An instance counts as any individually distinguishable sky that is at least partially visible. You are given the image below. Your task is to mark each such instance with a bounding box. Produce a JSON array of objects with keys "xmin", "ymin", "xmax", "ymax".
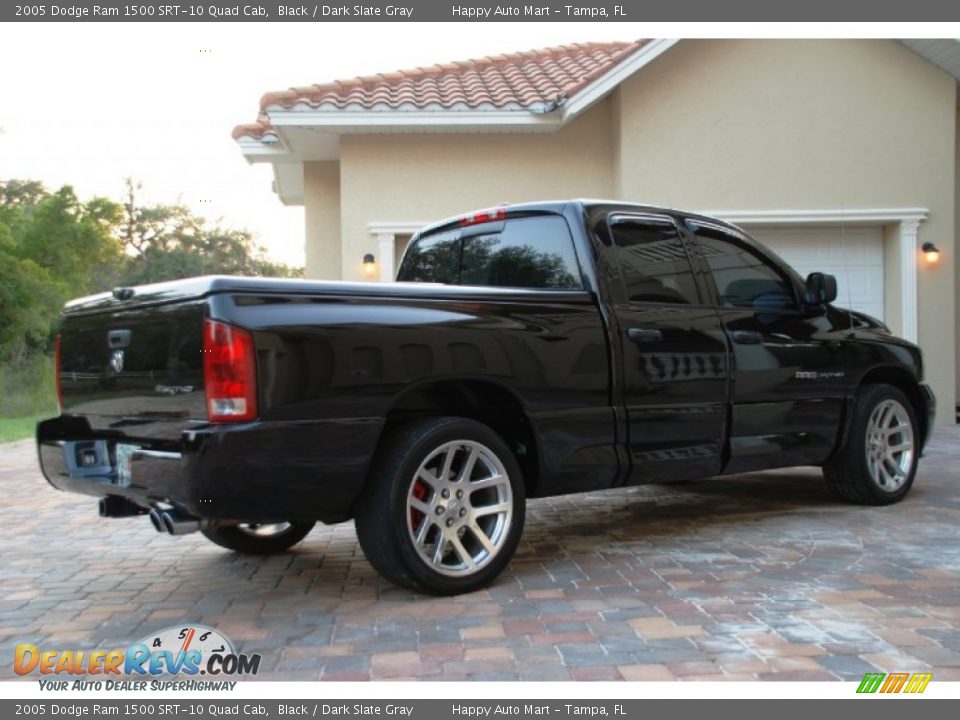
[{"xmin": 0, "ymin": 22, "xmax": 649, "ymax": 266}]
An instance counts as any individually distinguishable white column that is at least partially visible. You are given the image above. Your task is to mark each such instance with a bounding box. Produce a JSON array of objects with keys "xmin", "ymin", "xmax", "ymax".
[
  {"xmin": 377, "ymin": 232, "xmax": 395, "ymax": 283},
  {"xmin": 899, "ymin": 219, "xmax": 920, "ymax": 344}
]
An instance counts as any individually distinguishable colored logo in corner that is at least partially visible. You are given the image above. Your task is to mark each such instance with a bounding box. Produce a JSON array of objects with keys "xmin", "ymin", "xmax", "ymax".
[
  {"xmin": 857, "ymin": 672, "xmax": 932, "ymax": 694},
  {"xmin": 13, "ymin": 624, "xmax": 260, "ymax": 677}
]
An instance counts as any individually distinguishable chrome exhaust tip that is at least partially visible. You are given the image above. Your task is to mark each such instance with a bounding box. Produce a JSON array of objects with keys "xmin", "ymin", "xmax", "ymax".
[{"xmin": 160, "ymin": 509, "xmax": 202, "ymax": 536}]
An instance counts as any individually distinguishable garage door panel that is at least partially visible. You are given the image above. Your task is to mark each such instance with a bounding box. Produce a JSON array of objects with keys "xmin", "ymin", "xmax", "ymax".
[{"xmin": 750, "ymin": 226, "xmax": 885, "ymax": 322}]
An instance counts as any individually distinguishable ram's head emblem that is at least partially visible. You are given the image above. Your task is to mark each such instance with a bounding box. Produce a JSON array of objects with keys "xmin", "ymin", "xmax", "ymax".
[{"xmin": 109, "ymin": 349, "xmax": 125, "ymax": 374}]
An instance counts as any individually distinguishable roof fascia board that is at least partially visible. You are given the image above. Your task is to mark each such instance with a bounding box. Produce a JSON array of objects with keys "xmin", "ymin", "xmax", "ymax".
[
  {"xmin": 266, "ymin": 109, "xmax": 563, "ymax": 130},
  {"xmin": 560, "ymin": 38, "xmax": 680, "ymax": 123},
  {"xmin": 237, "ymin": 135, "xmax": 293, "ymax": 163}
]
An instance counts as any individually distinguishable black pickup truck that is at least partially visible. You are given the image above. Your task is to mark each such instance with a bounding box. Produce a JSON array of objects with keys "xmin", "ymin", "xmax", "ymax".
[{"xmin": 38, "ymin": 200, "xmax": 935, "ymax": 594}]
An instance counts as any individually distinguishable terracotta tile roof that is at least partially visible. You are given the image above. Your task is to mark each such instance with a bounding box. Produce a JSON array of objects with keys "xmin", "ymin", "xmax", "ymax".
[{"xmin": 233, "ymin": 40, "xmax": 647, "ymax": 140}]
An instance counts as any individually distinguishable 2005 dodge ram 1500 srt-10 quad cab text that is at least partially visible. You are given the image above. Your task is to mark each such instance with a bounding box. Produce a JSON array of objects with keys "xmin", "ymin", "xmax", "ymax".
[{"xmin": 38, "ymin": 200, "xmax": 935, "ymax": 594}]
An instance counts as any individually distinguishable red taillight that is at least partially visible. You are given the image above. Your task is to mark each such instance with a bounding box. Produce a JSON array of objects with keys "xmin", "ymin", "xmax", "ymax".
[
  {"xmin": 54, "ymin": 334, "xmax": 62, "ymax": 412},
  {"xmin": 203, "ymin": 319, "xmax": 258, "ymax": 423},
  {"xmin": 459, "ymin": 207, "xmax": 507, "ymax": 227}
]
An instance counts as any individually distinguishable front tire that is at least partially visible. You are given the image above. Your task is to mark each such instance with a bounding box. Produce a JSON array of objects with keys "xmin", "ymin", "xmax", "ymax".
[
  {"xmin": 824, "ymin": 383, "xmax": 919, "ymax": 505},
  {"xmin": 354, "ymin": 417, "xmax": 526, "ymax": 595},
  {"xmin": 201, "ymin": 521, "xmax": 315, "ymax": 554}
]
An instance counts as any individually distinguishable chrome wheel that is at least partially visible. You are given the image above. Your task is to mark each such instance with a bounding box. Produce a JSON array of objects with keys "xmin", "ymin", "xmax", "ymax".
[
  {"xmin": 405, "ymin": 439, "xmax": 514, "ymax": 577},
  {"xmin": 864, "ymin": 398, "xmax": 915, "ymax": 492},
  {"xmin": 236, "ymin": 522, "xmax": 292, "ymax": 537}
]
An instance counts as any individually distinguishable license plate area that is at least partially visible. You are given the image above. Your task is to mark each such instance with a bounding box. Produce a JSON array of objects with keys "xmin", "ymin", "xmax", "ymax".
[{"xmin": 115, "ymin": 443, "xmax": 141, "ymax": 487}]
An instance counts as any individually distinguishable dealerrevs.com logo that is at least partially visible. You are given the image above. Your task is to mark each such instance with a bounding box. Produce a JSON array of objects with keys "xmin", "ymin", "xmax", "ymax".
[{"xmin": 14, "ymin": 625, "xmax": 260, "ymax": 679}]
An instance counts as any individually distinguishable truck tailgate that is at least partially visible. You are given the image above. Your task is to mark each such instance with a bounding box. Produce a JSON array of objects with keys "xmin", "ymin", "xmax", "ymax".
[{"xmin": 60, "ymin": 298, "xmax": 206, "ymax": 441}]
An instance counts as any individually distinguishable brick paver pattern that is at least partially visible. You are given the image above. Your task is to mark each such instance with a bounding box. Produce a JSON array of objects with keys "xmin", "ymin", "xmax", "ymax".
[{"xmin": 2, "ymin": 428, "xmax": 960, "ymax": 681}]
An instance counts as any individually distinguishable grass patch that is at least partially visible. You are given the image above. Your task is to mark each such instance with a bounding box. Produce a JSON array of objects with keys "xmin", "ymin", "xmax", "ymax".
[
  {"xmin": 1, "ymin": 354, "xmax": 58, "ymax": 443},
  {"xmin": 0, "ymin": 414, "xmax": 49, "ymax": 443}
]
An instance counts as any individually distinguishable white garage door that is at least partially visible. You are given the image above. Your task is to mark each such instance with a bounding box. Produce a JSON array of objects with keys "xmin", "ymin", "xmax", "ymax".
[{"xmin": 748, "ymin": 226, "xmax": 885, "ymax": 322}]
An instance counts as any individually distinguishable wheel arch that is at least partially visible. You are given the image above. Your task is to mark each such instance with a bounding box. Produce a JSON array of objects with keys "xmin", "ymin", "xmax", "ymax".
[
  {"xmin": 854, "ymin": 366, "xmax": 930, "ymax": 448},
  {"xmin": 374, "ymin": 378, "xmax": 541, "ymax": 497}
]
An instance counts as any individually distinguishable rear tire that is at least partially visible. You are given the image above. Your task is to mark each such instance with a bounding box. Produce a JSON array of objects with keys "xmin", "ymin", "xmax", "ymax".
[
  {"xmin": 201, "ymin": 521, "xmax": 315, "ymax": 554},
  {"xmin": 354, "ymin": 417, "xmax": 525, "ymax": 595},
  {"xmin": 824, "ymin": 383, "xmax": 919, "ymax": 505}
]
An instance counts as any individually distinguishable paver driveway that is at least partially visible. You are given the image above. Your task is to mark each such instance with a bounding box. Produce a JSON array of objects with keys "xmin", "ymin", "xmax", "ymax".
[{"xmin": 2, "ymin": 429, "xmax": 960, "ymax": 681}]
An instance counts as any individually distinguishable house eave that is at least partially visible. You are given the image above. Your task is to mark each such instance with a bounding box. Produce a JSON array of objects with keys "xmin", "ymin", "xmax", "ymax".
[
  {"xmin": 234, "ymin": 38, "xmax": 679, "ymax": 163},
  {"xmin": 266, "ymin": 109, "xmax": 564, "ymax": 132}
]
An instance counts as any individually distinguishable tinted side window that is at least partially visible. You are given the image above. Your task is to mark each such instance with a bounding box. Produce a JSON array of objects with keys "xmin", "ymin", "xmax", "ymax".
[
  {"xmin": 694, "ymin": 227, "xmax": 797, "ymax": 310},
  {"xmin": 611, "ymin": 219, "xmax": 700, "ymax": 304},
  {"xmin": 396, "ymin": 230, "xmax": 460, "ymax": 284},
  {"xmin": 459, "ymin": 217, "xmax": 581, "ymax": 289}
]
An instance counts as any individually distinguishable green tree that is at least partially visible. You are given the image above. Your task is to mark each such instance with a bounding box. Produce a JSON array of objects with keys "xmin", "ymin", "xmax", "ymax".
[
  {"xmin": 121, "ymin": 178, "xmax": 204, "ymax": 255},
  {"xmin": 0, "ymin": 249, "xmax": 59, "ymax": 362},
  {"xmin": 117, "ymin": 179, "xmax": 302, "ymax": 285},
  {"xmin": 0, "ymin": 180, "xmax": 123, "ymax": 362},
  {"xmin": 16, "ymin": 186, "xmax": 124, "ymax": 294}
]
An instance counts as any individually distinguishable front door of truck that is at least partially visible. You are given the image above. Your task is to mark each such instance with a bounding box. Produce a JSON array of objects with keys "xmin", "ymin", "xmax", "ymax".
[
  {"xmin": 606, "ymin": 214, "xmax": 730, "ymax": 484},
  {"xmin": 686, "ymin": 221, "xmax": 847, "ymax": 473}
]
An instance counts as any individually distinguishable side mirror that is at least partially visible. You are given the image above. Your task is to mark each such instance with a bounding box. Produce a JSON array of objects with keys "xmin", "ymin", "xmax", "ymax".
[{"xmin": 804, "ymin": 272, "xmax": 838, "ymax": 305}]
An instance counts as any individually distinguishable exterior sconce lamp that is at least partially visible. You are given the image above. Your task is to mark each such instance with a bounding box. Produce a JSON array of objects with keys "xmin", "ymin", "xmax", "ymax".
[
  {"xmin": 362, "ymin": 253, "xmax": 377, "ymax": 276},
  {"xmin": 922, "ymin": 242, "xmax": 940, "ymax": 264}
]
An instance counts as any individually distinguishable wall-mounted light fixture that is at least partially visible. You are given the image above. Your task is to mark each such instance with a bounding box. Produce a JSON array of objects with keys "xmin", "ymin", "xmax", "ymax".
[
  {"xmin": 362, "ymin": 253, "xmax": 377, "ymax": 276},
  {"xmin": 922, "ymin": 242, "xmax": 940, "ymax": 264}
]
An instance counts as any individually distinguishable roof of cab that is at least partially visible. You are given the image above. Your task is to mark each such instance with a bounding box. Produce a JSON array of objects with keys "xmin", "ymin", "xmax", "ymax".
[{"xmin": 414, "ymin": 199, "xmax": 746, "ymax": 239}]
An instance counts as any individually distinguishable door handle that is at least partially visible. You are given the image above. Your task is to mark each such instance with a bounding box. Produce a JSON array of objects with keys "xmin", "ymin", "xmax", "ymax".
[
  {"xmin": 627, "ymin": 327, "xmax": 663, "ymax": 344},
  {"xmin": 731, "ymin": 330, "xmax": 763, "ymax": 345}
]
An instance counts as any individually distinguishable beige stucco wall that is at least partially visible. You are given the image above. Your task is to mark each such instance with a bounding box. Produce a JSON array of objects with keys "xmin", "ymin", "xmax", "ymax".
[
  {"xmin": 303, "ymin": 161, "xmax": 341, "ymax": 280},
  {"xmin": 331, "ymin": 98, "xmax": 614, "ymax": 281},
  {"xmin": 614, "ymin": 39, "xmax": 956, "ymax": 425}
]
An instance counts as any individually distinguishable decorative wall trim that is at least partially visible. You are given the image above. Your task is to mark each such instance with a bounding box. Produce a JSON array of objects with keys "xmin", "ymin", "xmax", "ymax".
[
  {"xmin": 703, "ymin": 208, "xmax": 930, "ymax": 225},
  {"xmin": 368, "ymin": 221, "xmax": 429, "ymax": 236},
  {"xmin": 369, "ymin": 224, "xmax": 426, "ymax": 282},
  {"xmin": 898, "ymin": 219, "xmax": 921, "ymax": 343},
  {"xmin": 376, "ymin": 233, "xmax": 397, "ymax": 283}
]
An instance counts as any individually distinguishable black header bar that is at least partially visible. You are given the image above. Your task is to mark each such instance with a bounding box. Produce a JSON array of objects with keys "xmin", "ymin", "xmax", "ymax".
[
  {"xmin": 3, "ymin": 0, "xmax": 960, "ymax": 22},
  {"xmin": 1, "ymin": 699, "xmax": 959, "ymax": 720}
]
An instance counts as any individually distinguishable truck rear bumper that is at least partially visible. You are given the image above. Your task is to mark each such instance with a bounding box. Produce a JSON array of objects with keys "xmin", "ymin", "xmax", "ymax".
[{"xmin": 37, "ymin": 414, "xmax": 380, "ymax": 524}]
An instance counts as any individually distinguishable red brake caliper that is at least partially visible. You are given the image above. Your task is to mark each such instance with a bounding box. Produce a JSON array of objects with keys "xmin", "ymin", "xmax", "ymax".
[{"xmin": 410, "ymin": 479, "xmax": 428, "ymax": 531}]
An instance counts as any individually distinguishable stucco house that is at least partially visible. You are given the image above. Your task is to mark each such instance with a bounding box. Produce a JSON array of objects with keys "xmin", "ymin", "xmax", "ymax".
[{"xmin": 233, "ymin": 39, "xmax": 960, "ymax": 427}]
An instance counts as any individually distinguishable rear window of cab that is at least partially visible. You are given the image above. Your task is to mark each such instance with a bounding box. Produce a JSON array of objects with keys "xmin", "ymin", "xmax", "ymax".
[{"xmin": 397, "ymin": 216, "xmax": 582, "ymax": 290}]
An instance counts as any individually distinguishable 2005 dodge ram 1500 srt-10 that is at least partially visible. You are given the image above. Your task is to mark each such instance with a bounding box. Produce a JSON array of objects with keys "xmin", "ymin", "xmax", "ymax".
[{"xmin": 38, "ymin": 200, "xmax": 935, "ymax": 594}]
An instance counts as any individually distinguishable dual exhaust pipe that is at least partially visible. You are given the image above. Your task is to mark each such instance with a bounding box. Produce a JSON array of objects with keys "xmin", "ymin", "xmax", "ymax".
[{"xmin": 148, "ymin": 506, "xmax": 207, "ymax": 536}]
